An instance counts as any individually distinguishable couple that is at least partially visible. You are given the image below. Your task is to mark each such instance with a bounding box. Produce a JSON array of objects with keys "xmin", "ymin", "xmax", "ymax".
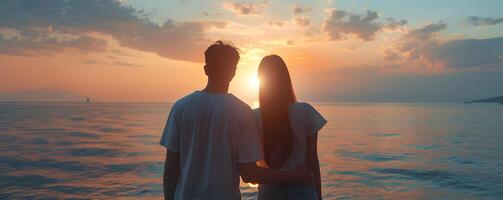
[{"xmin": 160, "ymin": 41, "xmax": 326, "ymax": 200}]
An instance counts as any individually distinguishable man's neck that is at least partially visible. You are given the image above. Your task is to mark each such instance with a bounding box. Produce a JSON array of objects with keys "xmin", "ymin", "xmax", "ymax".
[{"xmin": 202, "ymin": 80, "xmax": 230, "ymax": 94}]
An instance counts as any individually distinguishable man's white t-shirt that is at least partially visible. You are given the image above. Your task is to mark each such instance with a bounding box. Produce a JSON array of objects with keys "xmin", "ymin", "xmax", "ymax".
[
  {"xmin": 160, "ymin": 91, "xmax": 263, "ymax": 200},
  {"xmin": 253, "ymin": 102, "xmax": 327, "ymax": 171}
]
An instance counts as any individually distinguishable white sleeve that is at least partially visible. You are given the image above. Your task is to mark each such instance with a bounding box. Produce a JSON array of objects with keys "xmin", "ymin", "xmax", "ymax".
[
  {"xmin": 237, "ymin": 108, "xmax": 264, "ymax": 163},
  {"xmin": 304, "ymin": 103, "xmax": 327, "ymax": 136},
  {"xmin": 159, "ymin": 104, "xmax": 180, "ymax": 152}
]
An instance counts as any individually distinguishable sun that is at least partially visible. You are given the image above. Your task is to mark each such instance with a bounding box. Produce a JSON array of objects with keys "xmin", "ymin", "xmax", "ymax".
[{"xmin": 249, "ymin": 75, "xmax": 260, "ymax": 90}]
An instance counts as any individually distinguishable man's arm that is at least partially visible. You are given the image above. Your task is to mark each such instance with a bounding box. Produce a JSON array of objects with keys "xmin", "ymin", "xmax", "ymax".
[
  {"xmin": 239, "ymin": 163, "xmax": 311, "ymax": 184},
  {"xmin": 163, "ymin": 150, "xmax": 180, "ymax": 200},
  {"xmin": 307, "ymin": 133, "xmax": 322, "ymax": 200}
]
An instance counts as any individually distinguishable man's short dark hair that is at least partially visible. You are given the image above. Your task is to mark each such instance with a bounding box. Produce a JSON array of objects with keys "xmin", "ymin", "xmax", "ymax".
[{"xmin": 204, "ymin": 40, "xmax": 240, "ymax": 67}]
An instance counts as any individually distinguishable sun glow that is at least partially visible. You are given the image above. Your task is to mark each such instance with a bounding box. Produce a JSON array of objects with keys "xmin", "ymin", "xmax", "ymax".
[{"xmin": 249, "ymin": 75, "xmax": 260, "ymax": 90}]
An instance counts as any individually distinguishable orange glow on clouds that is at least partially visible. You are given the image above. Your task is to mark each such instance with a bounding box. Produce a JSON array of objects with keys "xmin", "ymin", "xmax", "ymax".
[{"xmin": 1, "ymin": 1, "xmax": 501, "ymax": 103}]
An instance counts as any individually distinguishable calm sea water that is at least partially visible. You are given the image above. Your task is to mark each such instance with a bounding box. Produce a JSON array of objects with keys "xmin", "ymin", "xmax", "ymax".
[{"xmin": 1, "ymin": 102, "xmax": 502, "ymax": 199}]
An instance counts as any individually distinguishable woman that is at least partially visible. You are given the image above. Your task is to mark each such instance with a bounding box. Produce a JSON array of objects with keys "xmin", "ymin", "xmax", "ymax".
[{"xmin": 254, "ymin": 55, "xmax": 327, "ymax": 200}]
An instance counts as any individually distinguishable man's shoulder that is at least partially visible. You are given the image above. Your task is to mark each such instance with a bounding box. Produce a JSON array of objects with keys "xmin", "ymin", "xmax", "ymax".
[
  {"xmin": 172, "ymin": 92, "xmax": 251, "ymax": 111},
  {"xmin": 171, "ymin": 92, "xmax": 200, "ymax": 109},
  {"xmin": 177, "ymin": 92, "xmax": 199, "ymax": 102},
  {"xmin": 227, "ymin": 94, "xmax": 251, "ymax": 111}
]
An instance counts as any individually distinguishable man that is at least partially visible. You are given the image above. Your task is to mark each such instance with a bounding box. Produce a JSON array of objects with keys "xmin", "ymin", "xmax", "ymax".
[{"xmin": 160, "ymin": 41, "xmax": 311, "ymax": 200}]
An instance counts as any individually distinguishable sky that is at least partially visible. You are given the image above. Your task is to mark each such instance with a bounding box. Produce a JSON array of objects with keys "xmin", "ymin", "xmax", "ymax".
[{"xmin": 1, "ymin": 0, "xmax": 502, "ymax": 102}]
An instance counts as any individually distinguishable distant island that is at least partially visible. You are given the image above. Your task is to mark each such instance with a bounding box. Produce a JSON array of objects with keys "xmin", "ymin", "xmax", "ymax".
[
  {"xmin": 0, "ymin": 89, "xmax": 87, "ymax": 102},
  {"xmin": 465, "ymin": 96, "xmax": 503, "ymax": 105}
]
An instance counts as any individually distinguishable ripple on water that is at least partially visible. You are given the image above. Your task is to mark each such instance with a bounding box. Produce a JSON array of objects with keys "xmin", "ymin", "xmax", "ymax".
[
  {"xmin": 99, "ymin": 127, "xmax": 127, "ymax": 133},
  {"xmin": 446, "ymin": 155, "xmax": 479, "ymax": 165},
  {"xmin": 370, "ymin": 168, "xmax": 503, "ymax": 197},
  {"xmin": 372, "ymin": 132, "xmax": 401, "ymax": 137},
  {"xmin": 68, "ymin": 116, "xmax": 87, "ymax": 121},
  {"xmin": 64, "ymin": 131, "xmax": 100, "ymax": 139},
  {"xmin": 335, "ymin": 150, "xmax": 410, "ymax": 162},
  {"xmin": 0, "ymin": 156, "xmax": 88, "ymax": 172},
  {"xmin": 0, "ymin": 175, "xmax": 58, "ymax": 188},
  {"xmin": 29, "ymin": 138, "xmax": 49, "ymax": 145},
  {"xmin": 20, "ymin": 127, "xmax": 66, "ymax": 133},
  {"xmin": 68, "ymin": 148, "xmax": 122, "ymax": 157},
  {"xmin": 127, "ymin": 134, "xmax": 157, "ymax": 139},
  {"xmin": 48, "ymin": 185, "xmax": 101, "ymax": 194},
  {"xmin": 99, "ymin": 183, "xmax": 161, "ymax": 197},
  {"xmin": 104, "ymin": 163, "xmax": 141, "ymax": 173},
  {"xmin": 67, "ymin": 148, "xmax": 147, "ymax": 158},
  {"xmin": 412, "ymin": 144, "xmax": 440, "ymax": 150}
]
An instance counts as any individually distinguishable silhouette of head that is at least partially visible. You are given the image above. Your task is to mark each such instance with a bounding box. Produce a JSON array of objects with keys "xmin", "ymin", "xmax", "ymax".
[
  {"xmin": 204, "ymin": 40, "xmax": 240, "ymax": 83},
  {"xmin": 258, "ymin": 55, "xmax": 297, "ymax": 169}
]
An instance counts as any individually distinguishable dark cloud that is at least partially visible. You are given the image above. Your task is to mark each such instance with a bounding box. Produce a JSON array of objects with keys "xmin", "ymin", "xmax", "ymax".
[
  {"xmin": 294, "ymin": 16, "xmax": 311, "ymax": 27},
  {"xmin": 385, "ymin": 21, "xmax": 502, "ymax": 69},
  {"xmin": 292, "ymin": 4, "xmax": 311, "ymax": 15},
  {"xmin": 464, "ymin": 16, "xmax": 503, "ymax": 26},
  {"xmin": 223, "ymin": 1, "xmax": 269, "ymax": 16},
  {"xmin": 0, "ymin": 34, "xmax": 107, "ymax": 56},
  {"xmin": 384, "ymin": 18, "xmax": 408, "ymax": 29},
  {"xmin": 323, "ymin": 9, "xmax": 406, "ymax": 41},
  {"xmin": 428, "ymin": 37, "xmax": 503, "ymax": 69},
  {"xmin": 0, "ymin": 0, "xmax": 225, "ymax": 62},
  {"xmin": 296, "ymin": 65, "xmax": 503, "ymax": 102}
]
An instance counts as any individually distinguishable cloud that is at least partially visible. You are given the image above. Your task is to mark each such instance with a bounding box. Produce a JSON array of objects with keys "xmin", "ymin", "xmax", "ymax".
[
  {"xmin": 384, "ymin": 21, "xmax": 503, "ymax": 70},
  {"xmin": 463, "ymin": 16, "xmax": 503, "ymax": 26},
  {"xmin": 268, "ymin": 20, "xmax": 285, "ymax": 27},
  {"xmin": 323, "ymin": 9, "xmax": 405, "ymax": 41},
  {"xmin": 0, "ymin": 33, "xmax": 107, "ymax": 56},
  {"xmin": 410, "ymin": 22, "xmax": 448, "ymax": 36},
  {"xmin": 296, "ymin": 64, "xmax": 503, "ymax": 102},
  {"xmin": 428, "ymin": 37, "xmax": 503, "ymax": 69},
  {"xmin": 199, "ymin": 20, "xmax": 228, "ymax": 29},
  {"xmin": 202, "ymin": 11, "xmax": 223, "ymax": 17},
  {"xmin": 383, "ymin": 22, "xmax": 447, "ymax": 67},
  {"xmin": 294, "ymin": 16, "xmax": 311, "ymax": 27},
  {"xmin": 292, "ymin": 4, "xmax": 311, "ymax": 15},
  {"xmin": 383, "ymin": 18, "xmax": 408, "ymax": 30},
  {"xmin": 223, "ymin": 1, "xmax": 269, "ymax": 16},
  {"xmin": 84, "ymin": 59, "xmax": 140, "ymax": 67},
  {"xmin": 0, "ymin": 0, "xmax": 226, "ymax": 62}
]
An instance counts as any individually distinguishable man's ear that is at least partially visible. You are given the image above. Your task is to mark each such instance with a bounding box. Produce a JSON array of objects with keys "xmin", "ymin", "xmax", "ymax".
[{"xmin": 204, "ymin": 65, "xmax": 209, "ymax": 76}]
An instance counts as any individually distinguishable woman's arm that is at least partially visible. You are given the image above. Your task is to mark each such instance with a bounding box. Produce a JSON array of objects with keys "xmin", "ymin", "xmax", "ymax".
[
  {"xmin": 307, "ymin": 133, "xmax": 322, "ymax": 200},
  {"xmin": 239, "ymin": 163, "xmax": 312, "ymax": 184}
]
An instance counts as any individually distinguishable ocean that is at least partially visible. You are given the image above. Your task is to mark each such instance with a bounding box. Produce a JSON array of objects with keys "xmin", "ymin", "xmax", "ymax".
[{"xmin": 1, "ymin": 102, "xmax": 502, "ymax": 199}]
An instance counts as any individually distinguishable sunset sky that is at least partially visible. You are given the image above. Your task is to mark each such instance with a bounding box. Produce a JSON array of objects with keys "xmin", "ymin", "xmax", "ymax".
[{"xmin": 1, "ymin": 0, "xmax": 502, "ymax": 102}]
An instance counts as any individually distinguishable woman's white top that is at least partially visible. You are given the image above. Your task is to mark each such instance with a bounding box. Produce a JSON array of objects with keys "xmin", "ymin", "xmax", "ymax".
[{"xmin": 252, "ymin": 102, "xmax": 327, "ymax": 171}]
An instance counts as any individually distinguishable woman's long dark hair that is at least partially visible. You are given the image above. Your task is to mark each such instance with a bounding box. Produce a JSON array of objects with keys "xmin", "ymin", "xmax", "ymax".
[{"xmin": 258, "ymin": 55, "xmax": 297, "ymax": 169}]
